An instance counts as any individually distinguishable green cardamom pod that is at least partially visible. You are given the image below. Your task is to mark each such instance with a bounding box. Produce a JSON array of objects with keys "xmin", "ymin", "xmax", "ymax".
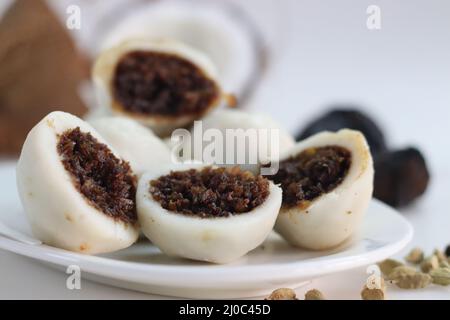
[
  {"xmin": 405, "ymin": 248, "xmax": 424, "ymax": 264},
  {"xmin": 388, "ymin": 265, "xmax": 416, "ymax": 281},
  {"xmin": 395, "ymin": 273, "xmax": 432, "ymax": 289},
  {"xmin": 429, "ymin": 267, "xmax": 450, "ymax": 286},
  {"xmin": 420, "ymin": 255, "xmax": 439, "ymax": 273},
  {"xmin": 433, "ymin": 249, "xmax": 447, "ymax": 263},
  {"xmin": 361, "ymin": 286, "xmax": 385, "ymax": 300},
  {"xmin": 378, "ymin": 259, "xmax": 404, "ymax": 276}
]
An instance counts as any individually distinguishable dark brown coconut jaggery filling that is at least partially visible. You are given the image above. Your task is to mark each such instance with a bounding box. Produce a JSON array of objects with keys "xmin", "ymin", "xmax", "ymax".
[
  {"xmin": 57, "ymin": 127, "xmax": 137, "ymax": 223},
  {"xmin": 266, "ymin": 146, "xmax": 351, "ymax": 208},
  {"xmin": 149, "ymin": 167, "xmax": 270, "ymax": 218},
  {"xmin": 113, "ymin": 51, "xmax": 219, "ymax": 117}
]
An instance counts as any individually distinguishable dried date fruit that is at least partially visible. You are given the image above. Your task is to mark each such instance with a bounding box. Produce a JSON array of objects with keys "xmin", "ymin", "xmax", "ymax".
[
  {"xmin": 296, "ymin": 108, "xmax": 387, "ymax": 155},
  {"xmin": 374, "ymin": 147, "xmax": 430, "ymax": 207}
]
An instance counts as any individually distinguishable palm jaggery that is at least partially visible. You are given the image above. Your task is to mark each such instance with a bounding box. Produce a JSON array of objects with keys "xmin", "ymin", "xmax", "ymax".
[
  {"xmin": 113, "ymin": 51, "xmax": 219, "ymax": 117},
  {"xmin": 150, "ymin": 166, "xmax": 269, "ymax": 218},
  {"xmin": 58, "ymin": 127, "xmax": 137, "ymax": 223},
  {"xmin": 266, "ymin": 146, "xmax": 351, "ymax": 208}
]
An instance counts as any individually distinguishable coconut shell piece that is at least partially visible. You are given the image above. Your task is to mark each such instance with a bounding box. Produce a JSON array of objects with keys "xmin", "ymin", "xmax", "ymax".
[{"xmin": 0, "ymin": 0, "xmax": 88, "ymax": 156}]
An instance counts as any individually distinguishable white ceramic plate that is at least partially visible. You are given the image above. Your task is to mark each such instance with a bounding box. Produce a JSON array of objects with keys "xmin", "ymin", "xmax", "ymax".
[{"xmin": 0, "ymin": 161, "xmax": 412, "ymax": 298}]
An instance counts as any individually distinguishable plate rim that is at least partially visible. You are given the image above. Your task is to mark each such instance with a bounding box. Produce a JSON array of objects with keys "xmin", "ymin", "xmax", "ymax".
[{"xmin": 0, "ymin": 199, "xmax": 413, "ymax": 288}]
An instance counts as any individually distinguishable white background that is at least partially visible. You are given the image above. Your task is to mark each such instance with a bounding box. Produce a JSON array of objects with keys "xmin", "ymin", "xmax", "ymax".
[{"xmin": 0, "ymin": 0, "xmax": 449, "ymax": 299}]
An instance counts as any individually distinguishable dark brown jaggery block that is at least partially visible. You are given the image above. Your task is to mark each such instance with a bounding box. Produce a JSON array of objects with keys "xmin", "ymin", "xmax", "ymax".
[{"xmin": 0, "ymin": 0, "xmax": 88, "ymax": 156}]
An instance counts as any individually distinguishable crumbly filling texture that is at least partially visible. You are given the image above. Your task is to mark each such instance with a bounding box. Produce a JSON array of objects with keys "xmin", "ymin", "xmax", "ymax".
[
  {"xmin": 267, "ymin": 146, "xmax": 351, "ymax": 208},
  {"xmin": 113, "ymin": 51, "xmax": 219, "ymax": 117},
  {"xmin": 149, "ymin": 166, "xmax": 270, "ymax": 218},
  {"xmin": 57, "ymin": 127, "xmax": 137, "ymax": 223}
]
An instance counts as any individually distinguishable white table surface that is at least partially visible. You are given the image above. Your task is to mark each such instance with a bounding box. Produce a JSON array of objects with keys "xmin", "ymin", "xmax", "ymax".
[{"xmin": 1, "ymin": 0, "xmax": 449, "ymax": 299}]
